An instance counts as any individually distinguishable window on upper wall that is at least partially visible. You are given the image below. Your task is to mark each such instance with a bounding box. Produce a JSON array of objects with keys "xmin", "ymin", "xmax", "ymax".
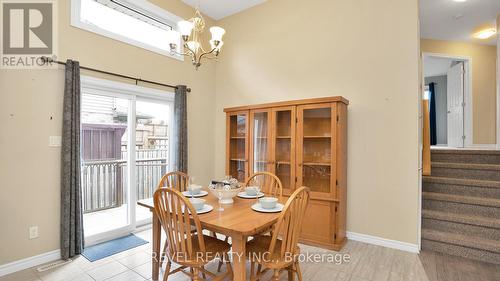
[{"xmin": 71, "ymin": 0, "xmax": 183, "ymax": 60}]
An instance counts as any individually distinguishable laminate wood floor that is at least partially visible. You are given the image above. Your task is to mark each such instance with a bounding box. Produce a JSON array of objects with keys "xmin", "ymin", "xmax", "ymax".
[{"xmin": 419, "ymin": 250, "xmax": 500, "ymax": 281}]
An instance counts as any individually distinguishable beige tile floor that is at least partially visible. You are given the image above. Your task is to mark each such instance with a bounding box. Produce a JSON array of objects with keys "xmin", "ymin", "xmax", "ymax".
[{"xmin": 0, "ymin": 228, "xmax": 430, "ymax": 281}]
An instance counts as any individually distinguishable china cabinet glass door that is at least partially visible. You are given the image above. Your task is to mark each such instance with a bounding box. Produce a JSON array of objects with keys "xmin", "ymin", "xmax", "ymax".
[
  {"xmin": 272, "ymin": 107, "xmax": 295, "ymax": 193},
  {"xmin": 250, "ymin": 110, "xmax": 271, "ymax": 174},
  {"xmin": 297, "ymin": 104, "xmax": 334, "ymax": 195},
  {"xmin": 228, "ymin": 112, "xmax": 248, "ymax": 182}
]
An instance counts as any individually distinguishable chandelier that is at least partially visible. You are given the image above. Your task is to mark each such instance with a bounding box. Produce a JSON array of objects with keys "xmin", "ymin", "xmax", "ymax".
[{"xmin": 166, "ymin": 8, "xmax": 225, "ymax": 70}]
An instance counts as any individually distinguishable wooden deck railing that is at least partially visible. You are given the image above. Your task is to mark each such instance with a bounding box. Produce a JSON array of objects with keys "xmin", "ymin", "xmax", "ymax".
[{"xmin": 81, "ymin": 157, "xmax": 168, "ymax": 213}]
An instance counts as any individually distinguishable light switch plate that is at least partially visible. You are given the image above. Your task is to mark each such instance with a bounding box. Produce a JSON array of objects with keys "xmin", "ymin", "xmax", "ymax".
[
  {"xmin": 49, "ymin": 136, "xmax": 62, "ymax": 147},
  {"xmin": 29, "ymin": 226, "xmax": 39, "ymax": 239}
]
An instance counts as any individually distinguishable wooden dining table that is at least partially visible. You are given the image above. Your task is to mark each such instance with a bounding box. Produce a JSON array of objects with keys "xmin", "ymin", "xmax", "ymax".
[{"xmin": 137, "ymin": 189, "xmax": 283, "ymax": 281}]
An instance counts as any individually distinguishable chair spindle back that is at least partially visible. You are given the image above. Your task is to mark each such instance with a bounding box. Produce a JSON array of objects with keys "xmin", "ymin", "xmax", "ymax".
[
  {"xmin": 153, "ymin": 188, "xmax": 205, "ymax": 262},
  {"xmin": 158, "ymin": 171, "xmax": 189, "ymax": 192},
  {"xmin": 269, "ymin": 186, "xmax": 310, "ymax": 259},
  {"xmin": 245, "ymin": 172, "xmax": 283, "ymax": 198}
]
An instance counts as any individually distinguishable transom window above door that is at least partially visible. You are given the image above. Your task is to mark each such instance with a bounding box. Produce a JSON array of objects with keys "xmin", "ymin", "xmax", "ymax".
[{"xmin": 71, "ymin": 0, "xmax": 183, "ymax": 59}]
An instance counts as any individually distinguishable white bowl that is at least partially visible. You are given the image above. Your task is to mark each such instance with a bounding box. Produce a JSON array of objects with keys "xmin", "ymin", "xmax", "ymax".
[
  {"xmin": 245, "ymin": 186, "xmax": 259, "ymax": 196},
  {"xmin": 210, "ymin": 185, "xmax": 242, "ymax": 204},
  {"xmin": 189, "ymin": 198, "xmax": 205, "ymax": 211},
  {"xmin": 259, "ymin": 197, "xmax": 278, "ymax": 209},
  {"xmin": 188, "ymin": 184, "xmax": 202, "ymax": 195}
]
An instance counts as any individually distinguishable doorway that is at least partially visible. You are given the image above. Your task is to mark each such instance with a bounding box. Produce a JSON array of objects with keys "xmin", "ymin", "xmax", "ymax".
[
  {"xmin": 80, "ymin": 76, "xmax": 174, "ymax": 245},
  {"xmin": 422, "ymin": 53, "xmax": 472, "ymax": 148}
]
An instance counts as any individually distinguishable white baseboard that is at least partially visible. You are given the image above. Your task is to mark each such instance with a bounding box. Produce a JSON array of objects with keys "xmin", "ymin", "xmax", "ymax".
[
  {"xmin": 347, "ymin": 231, "xmax": 420, "ymax": 253},
  {"xmin": 468, "ymin": 144, "xmax": 498, "ymax": 149},
  {"xmin": 0, "ymin": 249, "xmax": 61, "ymax": 277}
]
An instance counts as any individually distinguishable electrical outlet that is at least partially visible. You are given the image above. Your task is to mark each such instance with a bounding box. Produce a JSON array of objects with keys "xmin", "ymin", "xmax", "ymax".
[
  {"xmin": 29, "ymin": 226, "xmax": 39, "ymax": 239},
  {"xmin": 49, "ymin": 136, "xmax": 62, "ymax": 147}
]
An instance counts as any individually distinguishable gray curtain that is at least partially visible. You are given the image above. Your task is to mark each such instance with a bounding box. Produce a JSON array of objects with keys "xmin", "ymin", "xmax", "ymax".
[
  {"xmin": 60, "ymin": 60, "xmax": 84, "ymax": 260},
  {"xmin": 173, "ymin": 85, "xmax": 188, "ymax": 173}
]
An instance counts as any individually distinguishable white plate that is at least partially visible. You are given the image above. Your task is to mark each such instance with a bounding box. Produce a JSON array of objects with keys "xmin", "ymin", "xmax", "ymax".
[
  {"xmin": 251, "ymin": 203, "xmax": 284, "ymax": 213},
  {"xmin": 196, "ymin": 204, "xmax": 213, "ymax": 214},
  {"xmin": 182, "ymin": 190, "xmax": 208, "ymax": 197},
  {"xmin": 183, "ymin": 204, "xmax": 213, "ymax": 214},
  {"xmin": 237, "ymin": 192, "xmax": 265, "ymax": 199}
]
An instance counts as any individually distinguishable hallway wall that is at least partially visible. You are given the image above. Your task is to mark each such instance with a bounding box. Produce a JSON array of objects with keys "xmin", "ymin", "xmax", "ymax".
[{"xmin": 421, "ymin": 39, "xmax": 497, "ymax": 145}]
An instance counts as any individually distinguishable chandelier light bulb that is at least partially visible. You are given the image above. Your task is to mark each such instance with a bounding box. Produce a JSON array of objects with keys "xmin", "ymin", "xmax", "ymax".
[
  {"xmin": 210, "ymin": 26, "xmax": 226, "ymax": 42},
  {"xmin": 178, "ymin": 20, "xmax": 194, "ymax": 37},
  {"xmin": 187, "ymin": 41, "xmax": 200, "ymax": 52}
]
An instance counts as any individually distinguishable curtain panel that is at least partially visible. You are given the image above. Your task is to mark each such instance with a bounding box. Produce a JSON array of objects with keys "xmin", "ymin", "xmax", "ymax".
[
  {"xmin": 60, "ymin": 60, "xmax": 84, "ymax": 260},
  {"xmin": 429, "ymin": 82, "xmax": 437, "ymax": 146},
  {"xmin": 173, "ymin": 85, "xmax": 188, "ymax": 173}
]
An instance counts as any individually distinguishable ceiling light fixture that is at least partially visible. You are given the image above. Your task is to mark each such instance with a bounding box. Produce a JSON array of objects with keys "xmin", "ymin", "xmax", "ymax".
[
  {"xmin": 166, "ymin": 8, "xmax": 225, "ymax": 70},
  {"xmin": 453, "ymin": 0, "xmax": 467, "ymax": 2},
  {"xmin": 472, "ymin": 27, "xmax": 497, "ymax": 40}
]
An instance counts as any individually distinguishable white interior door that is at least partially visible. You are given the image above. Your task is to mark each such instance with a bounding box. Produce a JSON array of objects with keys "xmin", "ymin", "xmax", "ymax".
[{"xmin": 447, "ymin": 62, "xmax": 465, "ymax": 147}]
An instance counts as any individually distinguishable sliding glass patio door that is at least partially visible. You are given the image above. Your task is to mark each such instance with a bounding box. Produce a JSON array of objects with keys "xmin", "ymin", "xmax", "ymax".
[
  {"xmin": 81, "ymin": 94, "xmax": 131, "ymax": 240},
  {"xmin": 134, "ymin": 99, "xmax": 171, "ymax": 225},
  {"xmin": 81, "ymin": 77, "xmax": 173, "ymax": 245}
]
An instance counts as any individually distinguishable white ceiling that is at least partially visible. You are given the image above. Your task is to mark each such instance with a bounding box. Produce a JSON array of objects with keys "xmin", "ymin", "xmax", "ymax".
[
  {"xmin": 423, "ymin": 56, "xmax": 457, "ymax": 77},
  {"xmin": 420, "ymin": 0, "xmax": 500, "ymax": 46},
  {"xmin": 182, "ymin": 0, "xmax": 266, "ymax": 20}
]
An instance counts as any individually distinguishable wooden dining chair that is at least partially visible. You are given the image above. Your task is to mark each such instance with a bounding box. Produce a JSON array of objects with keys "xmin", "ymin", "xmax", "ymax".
[
  {"xmin": 246, "ymin": 172, "xmax": 283, "ymax": 198},
  {"xmin": 157, "ymin": 171, "xmax": 189, "ymax": 192},
  {"xmin": 246, "ymin": 186, "xmax": 310, "ymax": 281},
  {"xmin": 156, "ymin": 171, "xmax": 191, "ymax": 267},
  {"xmin": 215, "ymin": 172, "xmax": 284, "ymax": 272},
  {"xmin": 153, "ymin": 188, "xmax": 233, "ymax": 281}
]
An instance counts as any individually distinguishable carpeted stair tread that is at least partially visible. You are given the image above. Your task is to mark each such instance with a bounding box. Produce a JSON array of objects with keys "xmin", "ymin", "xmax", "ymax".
[
  {"xmin": 422, "ymin": 229, "xmax": 500, "ymax": 253},
  {"xmin": 431, "ymin": 162, "xmax": 500, "ymax": 171},
  {"xmin": 423, "ymin": 192, "xmax": 500, "ymax": 208},
  {"xmin": 430, "ymin": 149, "xmax": 500, "ymax": 165},
  {"xmin": 422, "ymin": 209, "xmax": 500, "ymax": 229},
  {"xmin": 431, "ymin": 162, "xmax": 500, "ymax": 181},
  {"xmin": 431, "ymin": 149, "xmax": 500, "ymax": 155},
  {"xmin": 423, "ymin": 149, "xmax": 500, "ymax": 264},
  {"xmin": 421, "ymin": 240, "xmax": 500, "ymax": 265},
  {"xmin": 422, "ymin": 176, "xmax": 500, "ymax": 189}
]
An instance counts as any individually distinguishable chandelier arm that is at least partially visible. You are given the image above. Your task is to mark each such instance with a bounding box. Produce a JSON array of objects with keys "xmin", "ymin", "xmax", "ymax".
[
  {"xmin": 200, "ymin": 56, "xmax": 218, "ymax": 61},
  {"xmin": 183, "ymin": 43, "xmax": 197, "ymax": 57},
  {"xmin": 198, "ymin": 48, "xmax": 218, "ymax": 61},
  {"xmin": 170, "ymin": 49, "xmax": 194, "ymax": 56}
]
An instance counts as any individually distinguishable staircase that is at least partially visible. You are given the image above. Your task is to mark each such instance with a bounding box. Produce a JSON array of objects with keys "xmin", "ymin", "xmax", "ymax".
[{"xmin": 421, "ymin": 149, "xmax": 500, "ymax": 264}]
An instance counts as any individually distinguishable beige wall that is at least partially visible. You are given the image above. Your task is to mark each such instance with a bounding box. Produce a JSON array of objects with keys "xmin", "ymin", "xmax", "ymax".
[
  {"xmin": 421, "ymin": 39, "xmax": 497, "ymax": 144},
  {"xmin": 214, "ymin": 0, "xmax": 421, "ymax": 244},
  {"xmin": 497, "ymin": 15, "xmax": 500, "ymax": 148},
  {"xmin": 0, "ymin": 0, "xmax": 216, "ymax": 264}
]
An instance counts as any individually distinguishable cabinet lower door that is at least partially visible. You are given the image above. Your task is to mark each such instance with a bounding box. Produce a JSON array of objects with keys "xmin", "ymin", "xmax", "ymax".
[{"xmin": 300, "ymin": 200, "xmax": 336, "ymax": 247}]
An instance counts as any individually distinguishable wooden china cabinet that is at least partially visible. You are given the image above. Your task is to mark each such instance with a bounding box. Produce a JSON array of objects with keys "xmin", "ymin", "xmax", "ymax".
[{"xmin": 224, "ymin": 96, "xmax": 348, "ymax": 250}]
